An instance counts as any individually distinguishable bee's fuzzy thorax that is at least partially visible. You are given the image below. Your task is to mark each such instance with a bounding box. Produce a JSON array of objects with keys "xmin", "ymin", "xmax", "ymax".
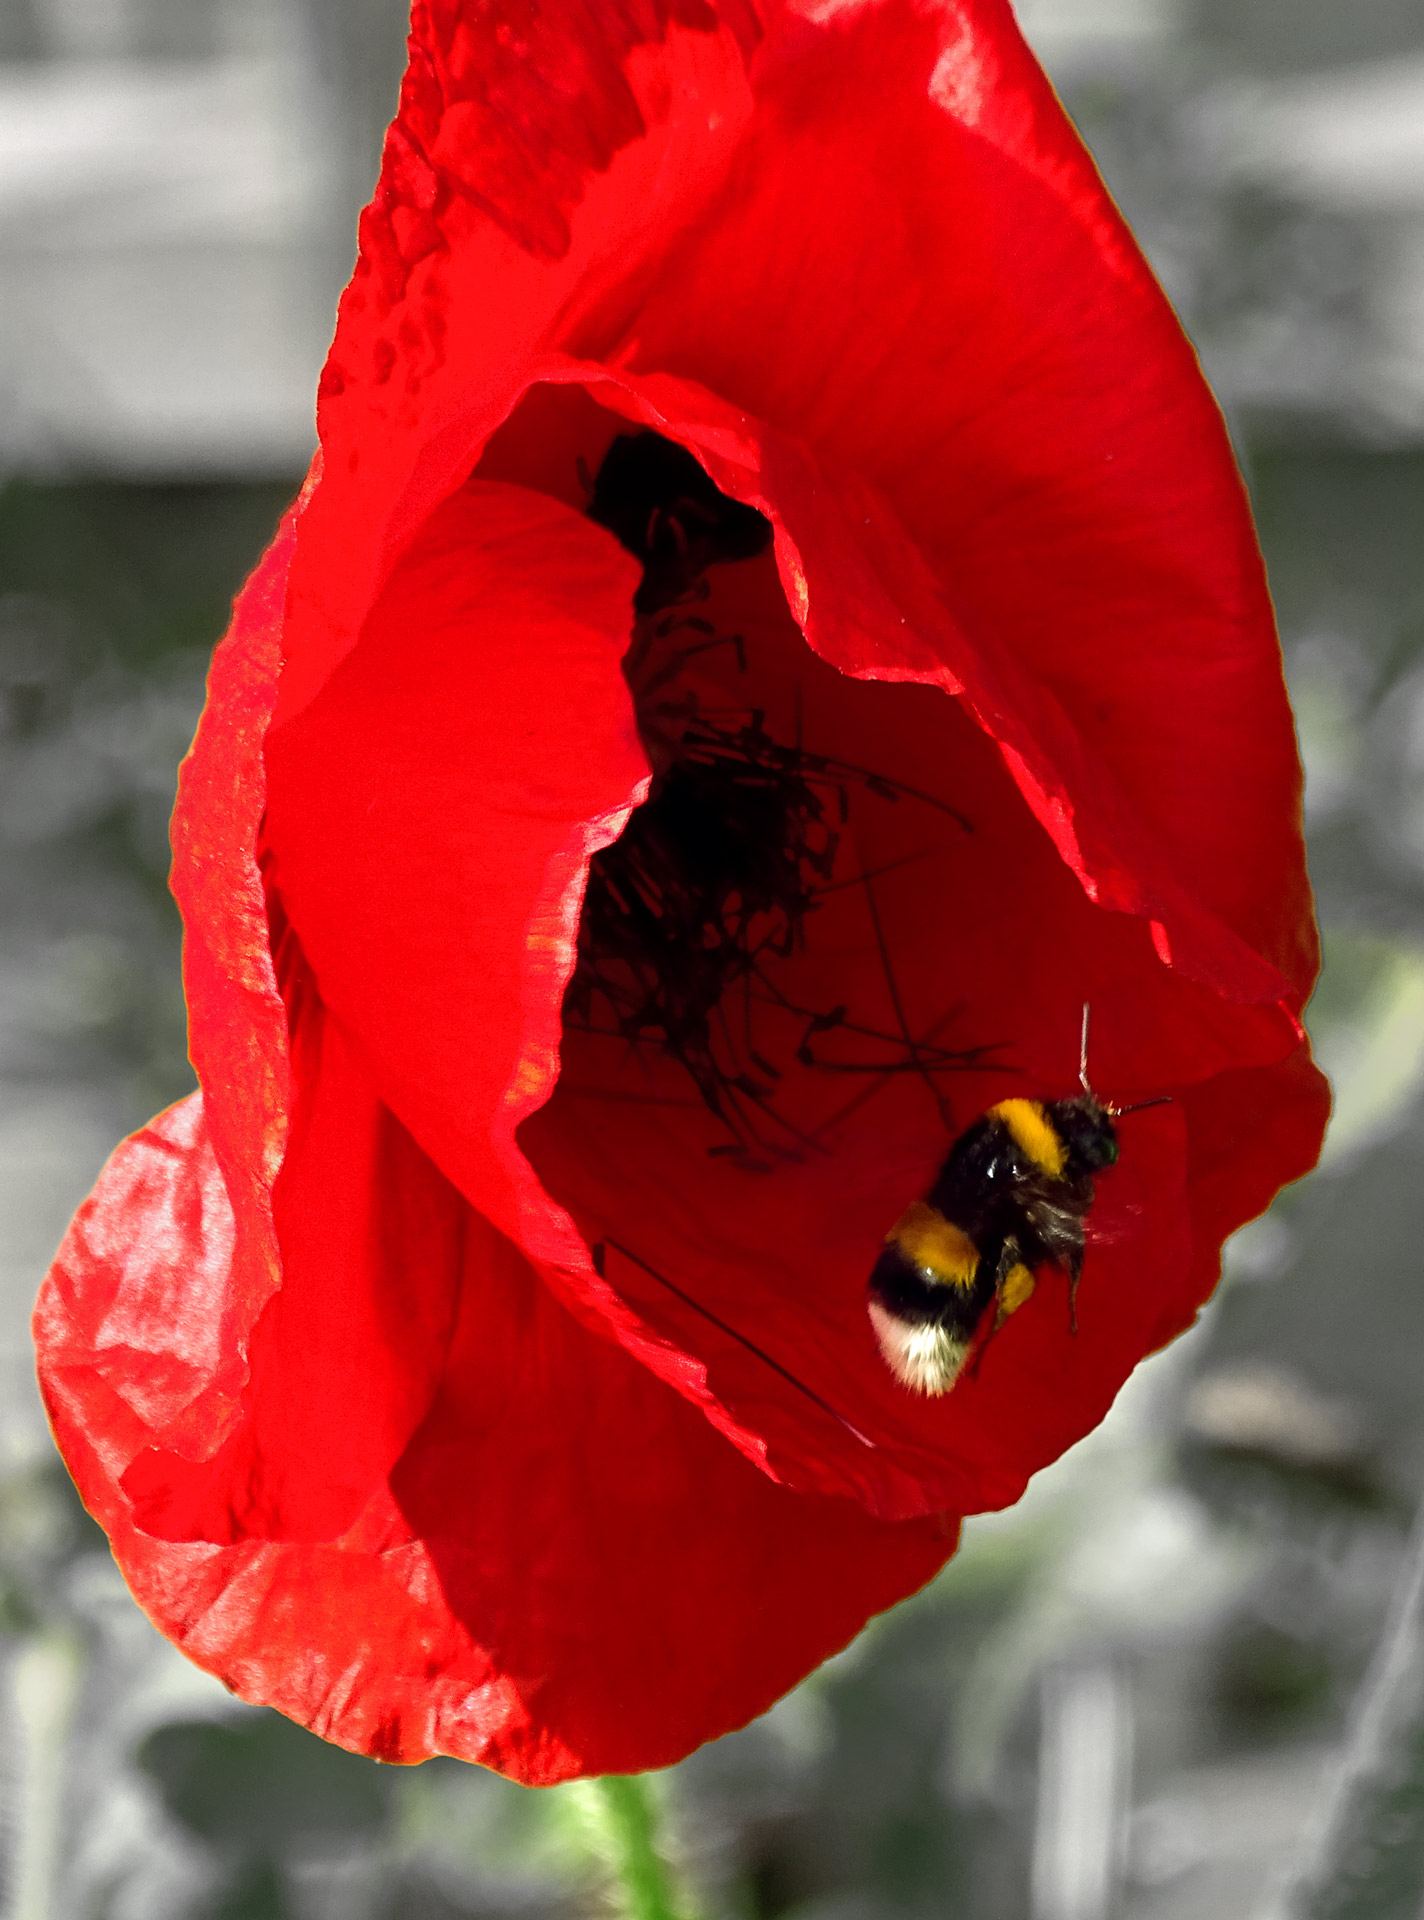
[{"xmin": 986, "ymin": 1097, "xmax": 1067, "ymax": 1177}]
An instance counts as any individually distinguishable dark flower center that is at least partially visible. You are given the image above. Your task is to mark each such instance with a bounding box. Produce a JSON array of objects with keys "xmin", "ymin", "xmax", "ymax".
[
  {"xmin": 568, "ymin": 432, "xmax": 985, "ymax": 1169},
  {"xmin": 585, "ymin": 430, "xmax": 773, "ymax": 617}
]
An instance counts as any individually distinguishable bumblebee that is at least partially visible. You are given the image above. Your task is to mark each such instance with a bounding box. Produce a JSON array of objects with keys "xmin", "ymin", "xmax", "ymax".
[{"xmin": 867, "ymin": 1013, "xmax": 1153, "ymax": 1396}]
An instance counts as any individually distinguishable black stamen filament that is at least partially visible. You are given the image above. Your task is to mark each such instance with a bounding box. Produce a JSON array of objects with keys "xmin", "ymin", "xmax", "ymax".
[{"xmin": 594, "ymin": 1237, "xmax": 878, "ymax": 1451}]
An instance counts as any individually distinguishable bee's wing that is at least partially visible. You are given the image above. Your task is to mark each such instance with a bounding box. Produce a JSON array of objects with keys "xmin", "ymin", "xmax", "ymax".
[{"xmin": 1081, "ymin": 1197, "xmax": 1144, "ymax": 1251}]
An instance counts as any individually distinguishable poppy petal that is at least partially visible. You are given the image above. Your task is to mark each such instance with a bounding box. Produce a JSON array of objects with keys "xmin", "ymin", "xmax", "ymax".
[{"xmin": 38, "ymin": 1096, "xmax": 955, "ymax": 1781}]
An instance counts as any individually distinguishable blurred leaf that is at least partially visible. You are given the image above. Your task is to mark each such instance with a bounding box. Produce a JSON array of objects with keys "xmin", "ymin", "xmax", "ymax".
[
  {"xmin": 136, "ymin": 1712, "xmax": 393, "ymax": 1854},
  {"xmin": 202, "ymin": 1859, "xmax": 293, "ymax": 1920},
  {"xmin": 1215, "ymin": 1620, "xmax": 1337, "ymax": 1737}
]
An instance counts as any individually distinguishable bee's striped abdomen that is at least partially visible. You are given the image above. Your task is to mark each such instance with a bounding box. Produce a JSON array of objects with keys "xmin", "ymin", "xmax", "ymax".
[{"xmin": 867, "ymin": 1203, "xmax": 995, "ymax": 1396}]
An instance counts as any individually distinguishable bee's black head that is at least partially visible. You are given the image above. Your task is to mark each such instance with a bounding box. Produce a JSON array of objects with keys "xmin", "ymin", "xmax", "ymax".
[{"xmin": 1049, "ymin": 1095, "xmax": 1119, "ymax": 1173}]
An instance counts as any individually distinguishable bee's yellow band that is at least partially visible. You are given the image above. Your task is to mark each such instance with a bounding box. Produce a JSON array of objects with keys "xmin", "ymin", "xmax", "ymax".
[
  {"xmin": 887, "ymin": 1202, "xmax": 980, "ymax": 1289},
  {"xmin": 989, "ymin": 1098, "xmax": 1066, "ymax": 1178}
]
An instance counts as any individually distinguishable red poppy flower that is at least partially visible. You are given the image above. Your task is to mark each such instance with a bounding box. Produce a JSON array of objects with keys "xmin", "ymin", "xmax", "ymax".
[{"xmin": 34, "ymin": 0, "xmax": 1327, "ymax": 1783}]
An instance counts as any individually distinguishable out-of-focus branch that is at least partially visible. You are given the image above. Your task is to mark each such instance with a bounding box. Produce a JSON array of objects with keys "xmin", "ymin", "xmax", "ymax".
[
  {"xmin": 1261, "ymin": 1500, "xmax": 1424, "ymax": 1920},
  {"xmin": 1032, "ymin": 1659, "xmax": 1133, "ymax": 1920}
]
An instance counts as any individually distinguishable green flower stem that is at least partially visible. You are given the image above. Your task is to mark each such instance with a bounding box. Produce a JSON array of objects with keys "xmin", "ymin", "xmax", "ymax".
[{"xmin": 584, "ymin": 1774, "xmax": 696, "ymax": 1920}]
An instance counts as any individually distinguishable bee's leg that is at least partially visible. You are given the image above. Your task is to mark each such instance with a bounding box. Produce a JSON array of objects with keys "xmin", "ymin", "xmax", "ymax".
[
  {"xmin": 967, "ymin": 1243, "xmax": 1020, "ymax": 1375},
  {"xmin": 1066, "ymin": 1248, "xmax": 1083, "ymax": 1335},
  {"xmin": 994, "ymin": 1254, "xmax": 1037, "ymax": 1331}
]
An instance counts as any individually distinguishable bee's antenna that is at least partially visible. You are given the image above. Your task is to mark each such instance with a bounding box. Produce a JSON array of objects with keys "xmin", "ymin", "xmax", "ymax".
[{"xmin": 1080, "ymin": 998, "xmax": 1172, "ymax": 1117}]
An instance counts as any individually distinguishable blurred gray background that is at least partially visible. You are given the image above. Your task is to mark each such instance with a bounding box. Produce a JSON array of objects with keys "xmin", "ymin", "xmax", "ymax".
[{"xmin": 3, "ymin": 0, "xmax": 1424, "ymax": 1915}]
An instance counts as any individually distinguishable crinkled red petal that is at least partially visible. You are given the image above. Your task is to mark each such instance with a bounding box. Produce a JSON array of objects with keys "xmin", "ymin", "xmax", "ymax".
[{"xmin": 38, "ymin": 1096, "xmax": 954, "ymax": 1780}]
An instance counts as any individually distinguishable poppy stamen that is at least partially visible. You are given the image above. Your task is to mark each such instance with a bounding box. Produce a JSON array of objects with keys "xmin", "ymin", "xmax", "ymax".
[
  {"xmin": 595, "ymin": 1238, "xmax": 878, "ymax": 1451},
  {"xmin": 570, "ymin": 430, "xmax": 986, "ymax": 1161}
]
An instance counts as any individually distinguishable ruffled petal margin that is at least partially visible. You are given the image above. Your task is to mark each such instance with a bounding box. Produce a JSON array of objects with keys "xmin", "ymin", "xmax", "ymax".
[{"xmin": 38, "ymin": 1095, "xmax": 955, "ymax": 1780}]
